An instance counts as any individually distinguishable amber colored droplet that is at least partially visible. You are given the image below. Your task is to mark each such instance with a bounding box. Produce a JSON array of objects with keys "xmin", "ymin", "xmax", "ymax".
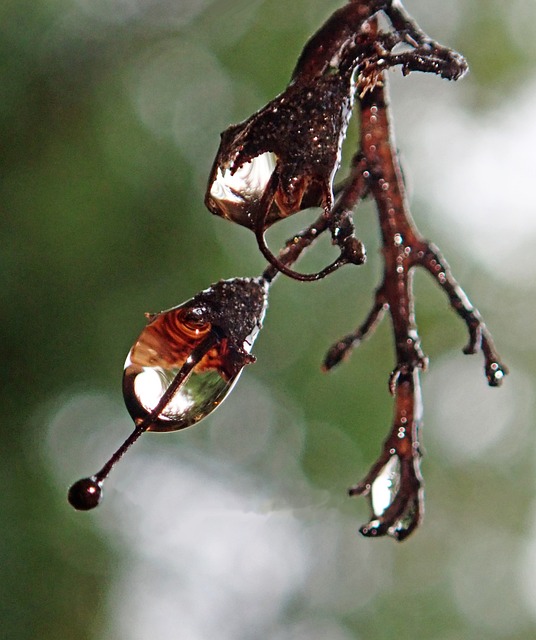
[
  {"xmin": 123, "ymin": 311, "xmax": 237, "ymax": 432},
  {"xmin": 123, "ymin": 278, "xmax": 267, "ymax": 432},
  {"xmin": 68, "ymin": 476, "xmax": 102, "ymax": 511}
]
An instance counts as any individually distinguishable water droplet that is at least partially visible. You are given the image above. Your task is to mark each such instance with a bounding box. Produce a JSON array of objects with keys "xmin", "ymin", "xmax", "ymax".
[
  {"xmin": 388, "ymin": 498, "xmax": 418, "ymax": 541},
  {"xmin": 208, "ymin": 152, "xmax": 276, "ymax": 226},
  {"xmin": 123, "ymin": 278, "xmax": 268, "ymax": 432},
  {"xmin": 370, "ymin": 455, "xmax": 401, "ymax": 517},
  {"xmin": 68, "ymin": 476, "xmax": 102, "ymax": 511}
]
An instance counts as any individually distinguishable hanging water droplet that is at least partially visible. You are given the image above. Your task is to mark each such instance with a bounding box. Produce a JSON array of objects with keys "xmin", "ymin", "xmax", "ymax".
[
  {"xmin": 207, "ymin": 152, "xmax": 276, "ymax": 227},
  {"xmin": 123, "ymin": 277, "xmax": 268, "ymax": 432},
  {"xmin": 123, "ymin": 315, "xmax": 236, "ymax": 432},
  {"xmin": 370, "ymin": 454, "xmax": 401, "ymax": 517}
]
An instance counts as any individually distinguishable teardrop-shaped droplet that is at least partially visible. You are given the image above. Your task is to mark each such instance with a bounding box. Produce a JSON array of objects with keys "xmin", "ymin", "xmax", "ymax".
[
  {"xmin": 370, "ymin": 454, "xmax": 401, "ymax": 517},
  {"xmin": 208, "ymin": 152, "xmax": 276, "ymax": 227},
  {"xmin": 123, "ymin": 278, "xmax": 267, "ymax": 432},
  {"xmin": 123, "ymin": 310, "xmax": 241, "ymax": 432}
]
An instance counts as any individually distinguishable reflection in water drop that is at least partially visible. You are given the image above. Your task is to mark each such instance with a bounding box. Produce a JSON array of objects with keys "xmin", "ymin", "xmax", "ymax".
[
  {"xmin": 123, "ymin": 278, "xmax": 267, "ymax": 432},
  {"xmin": 126, "ymin": 351, "xmax": 237, "ymax": 431},
  {"xmin": 208, "ymin": 152, "xmax": 276, "ymax": 226},
  {"xmin": 371, "ymin": 455, "xmax": 400, "ymax": 517}
]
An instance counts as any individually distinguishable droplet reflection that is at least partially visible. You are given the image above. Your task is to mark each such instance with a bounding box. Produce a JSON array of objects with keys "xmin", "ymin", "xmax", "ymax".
[
  {"xmin": 123, "ymin": 278, "xmax": 267, "ymax": 432},
  {"xmin": 370, "ymin": 454, "xmax": 401, "ymax": 517},
  {"xmin": 208, "ymin": 152, "xmax": 276, "ymax": 226}
]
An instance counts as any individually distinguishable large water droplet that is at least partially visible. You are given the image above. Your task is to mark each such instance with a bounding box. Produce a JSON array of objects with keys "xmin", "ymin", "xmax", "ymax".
[
  {"xmin": 68, "ymin": 278, "xmax": 268, "ymax": 511},
  {"xmin": 370, "ymin": 454, "xmax": 401, "ymax": 517},
  {"xmin": 123, "ymin": 278, "xmax": 267, "ymax": 432}
]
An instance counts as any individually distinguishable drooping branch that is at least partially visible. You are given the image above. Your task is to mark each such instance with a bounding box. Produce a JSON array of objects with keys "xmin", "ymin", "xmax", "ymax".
[
  {"xmin": 208, "ymin": 2, "xmax": 505, "ymax": 539},
  {"xmin": 324, "ymin": 77, "xmax": 507, "ymax": 389},
  {"xmin": 206, "ymin": 0, "xmax": 468, "ymax": 282}
]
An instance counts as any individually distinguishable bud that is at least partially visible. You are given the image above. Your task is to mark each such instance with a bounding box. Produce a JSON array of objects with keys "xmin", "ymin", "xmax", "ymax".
[{"xmin": 204, "ymin": 3, "xmax": 377, "ymax": 231}]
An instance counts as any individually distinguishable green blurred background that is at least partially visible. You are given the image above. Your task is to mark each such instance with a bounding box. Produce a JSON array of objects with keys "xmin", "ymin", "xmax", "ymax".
[{"xmin": 2, "ymin": 0, "xmax": 536, "ymax": 638}]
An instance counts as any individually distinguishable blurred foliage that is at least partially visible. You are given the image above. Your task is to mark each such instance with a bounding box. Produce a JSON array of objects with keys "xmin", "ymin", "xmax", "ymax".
[{"xmin": 2, "ymin": 1, "xmax": 536, "ymax": 639}]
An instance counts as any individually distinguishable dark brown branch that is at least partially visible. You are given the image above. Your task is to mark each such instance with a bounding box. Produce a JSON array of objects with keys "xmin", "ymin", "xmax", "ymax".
[
  {"xmin": 69, "ymin": 1, "xmax": 508, "ymax": 537},
  {"xmin": 320, "ymin": 70, "xmax": 506, "ymax": 539},
  {"xmin": 349, "ymin": 367, "xmax": 424, "ymax": 541}
]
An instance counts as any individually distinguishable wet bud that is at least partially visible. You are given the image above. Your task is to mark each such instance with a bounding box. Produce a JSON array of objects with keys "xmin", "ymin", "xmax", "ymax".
[
  {"xmin": 204, "ymin": 3, "xmax": 378, "ymax": 231},
  {"xmin": 206, "ymin": 73, "xmax": 355, "ymax": 230}
]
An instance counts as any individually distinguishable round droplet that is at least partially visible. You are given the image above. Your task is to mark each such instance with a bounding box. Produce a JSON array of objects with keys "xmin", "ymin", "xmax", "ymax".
[{"xmin": 68, "ymin": 477, "xmax": 102, "ymax": 511}]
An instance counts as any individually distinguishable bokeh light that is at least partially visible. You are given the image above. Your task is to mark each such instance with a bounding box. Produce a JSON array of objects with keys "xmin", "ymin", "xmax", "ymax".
[{"xmin": 3, "ymin": 0, "xmax": 536, "ymax": 638}]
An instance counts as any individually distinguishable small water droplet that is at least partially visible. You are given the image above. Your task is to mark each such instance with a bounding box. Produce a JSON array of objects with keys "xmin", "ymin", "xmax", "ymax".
[
  {"xmin": 388, "ymin": 498, "xmax": 418, "ymax": 541},
  {"xmin": 370, "ymin": 455, "xmax": 401, "ymax": 517}
]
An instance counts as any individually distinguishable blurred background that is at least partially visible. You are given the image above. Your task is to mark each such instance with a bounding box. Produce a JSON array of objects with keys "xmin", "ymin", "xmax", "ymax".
[{"xmin": 2, "ymin": 0, "xmax": 536, "ymax": 638}]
